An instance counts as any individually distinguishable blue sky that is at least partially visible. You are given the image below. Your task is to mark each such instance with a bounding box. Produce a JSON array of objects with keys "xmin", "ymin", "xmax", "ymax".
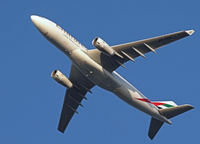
[{"xmin": 0, "ymin": 0, "xmax": 199, "ymax": 143}]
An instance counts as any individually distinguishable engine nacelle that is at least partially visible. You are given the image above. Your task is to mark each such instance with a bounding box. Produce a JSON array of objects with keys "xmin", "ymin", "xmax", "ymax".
[
  {"xmin": 92, "ymin": 37, "xmax": 115, "ymax": 56},
  {"xmin": 51, "ymin": 70, "xmax": 73, "ymax": 88}
]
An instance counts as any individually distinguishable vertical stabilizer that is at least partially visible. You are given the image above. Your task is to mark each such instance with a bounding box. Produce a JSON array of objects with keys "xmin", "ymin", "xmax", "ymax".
[{"xmin": 151, "ymin": 101, "xmax": 177, "ymax": 109}]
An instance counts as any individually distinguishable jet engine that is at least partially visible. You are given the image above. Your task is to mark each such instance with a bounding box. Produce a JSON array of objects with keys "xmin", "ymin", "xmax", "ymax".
[
  {"xmin": 51, "ymin": 70, "xmax": 73, "ymax": 88},
  {"xmin": 92, "ymin": 37, "xmax": 115, "ymax": 56}
]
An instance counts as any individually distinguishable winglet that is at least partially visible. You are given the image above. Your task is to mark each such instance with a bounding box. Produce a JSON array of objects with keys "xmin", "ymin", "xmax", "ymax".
[{"xmin": 185, "ymin": 30, "xmax": 195, "ymax": 35}]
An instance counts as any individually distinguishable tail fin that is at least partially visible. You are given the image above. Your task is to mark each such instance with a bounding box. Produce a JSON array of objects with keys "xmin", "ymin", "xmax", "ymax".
[
  {"xmin": 151, "ymin": 101, "xmax": 177, "ymax": 109},
  {"xmin": 148, "ymin": 104, "xmax": 194, "ymax": 139}
]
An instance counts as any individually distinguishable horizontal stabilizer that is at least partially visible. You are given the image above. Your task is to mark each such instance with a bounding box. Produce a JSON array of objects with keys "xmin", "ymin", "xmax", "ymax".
[
  {"xmin": 148, "ymin": 104, "xmax": 194, "ymax": 139},
  {"xmin": 159, "ymin": 104, "xmax": 194, "ymax": 119},
  {"xmin": 148, "ymin": 117, "xmax": 164, "ymax": 139}
]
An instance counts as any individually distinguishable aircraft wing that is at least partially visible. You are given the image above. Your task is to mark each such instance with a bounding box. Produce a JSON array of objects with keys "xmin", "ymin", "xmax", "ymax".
[
  {"xmin": 87, "ymin": 30, "xmax": 194, "ymax": 72},
  {"xmin": 58, "ymin": 65, "xmax": 95, "ymax": 133}
]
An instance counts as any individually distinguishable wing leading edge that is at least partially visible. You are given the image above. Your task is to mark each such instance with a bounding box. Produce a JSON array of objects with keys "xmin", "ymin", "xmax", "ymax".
[
  {"xmin": 87, "ymin": 30, "xmax": 194, "ymax": 72},
  {"xmin": 58, "ymin": 65, "xmax": 95, "ymax": 133}
]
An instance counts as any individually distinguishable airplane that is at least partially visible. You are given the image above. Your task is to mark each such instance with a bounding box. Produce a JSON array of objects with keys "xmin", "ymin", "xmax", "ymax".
[{"xmin": 31, "ymin": 15, "xmax": 194, "ymax": 139}]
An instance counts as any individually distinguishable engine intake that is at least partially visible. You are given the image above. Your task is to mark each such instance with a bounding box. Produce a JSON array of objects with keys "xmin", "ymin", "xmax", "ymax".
[
  {"xmin": 51, "ymin": 70, "xmax": 73, "ymax": 88},
  {"xmin": 92, "ymin": 37, "xmax": 115, "ymax": 56}
]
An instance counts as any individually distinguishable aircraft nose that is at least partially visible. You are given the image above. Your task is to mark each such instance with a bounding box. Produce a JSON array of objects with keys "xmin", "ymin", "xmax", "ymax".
[
  {"xmin": 30, "ymin": 15, "xmax": 54, "ymax": 35},
  {"xmin": 31, "ymin": 15, "xmax": 42, "ymax": 27}
]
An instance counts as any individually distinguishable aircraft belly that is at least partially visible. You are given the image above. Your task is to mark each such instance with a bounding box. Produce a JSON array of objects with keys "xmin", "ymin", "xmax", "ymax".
[
  {"xmin": 70, "ymin": 49, "xmax": 161, "ymax": 118},
  {"xmin": 113, "ymin": 86, "xmax": 160, "ymax": 116},
  {"xmin": 70, "ymin": 49, "xmax": 120, "ymax": 91}
]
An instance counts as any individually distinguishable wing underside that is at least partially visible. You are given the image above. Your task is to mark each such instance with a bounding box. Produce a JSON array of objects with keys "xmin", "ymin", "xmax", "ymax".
[
  {"xmin": 58, "ymin": 65, "xmax": 95, "ymax": 133},
  {"xmin": 87, "ymin": 30, "xmax": 194, "ymax": 72}
]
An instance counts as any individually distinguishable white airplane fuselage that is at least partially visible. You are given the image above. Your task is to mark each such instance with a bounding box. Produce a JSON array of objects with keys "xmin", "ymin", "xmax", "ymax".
[{"xmin": 31, "ymin": 15, "xmax": 171, "ymax": 124}]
